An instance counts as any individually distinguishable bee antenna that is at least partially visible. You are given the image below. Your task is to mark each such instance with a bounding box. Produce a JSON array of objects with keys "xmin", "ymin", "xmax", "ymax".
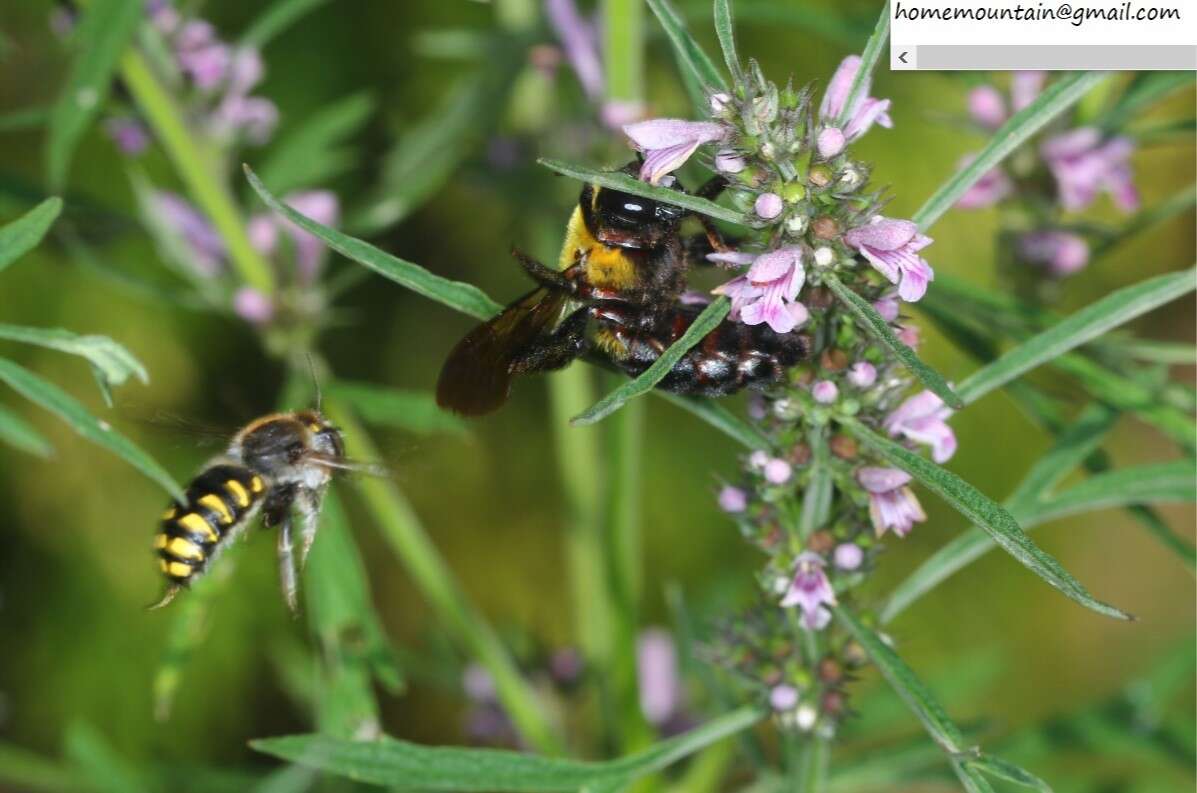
[{"xmin": 305, "ymin": 353, "xmax": 322, "ymax": 412}]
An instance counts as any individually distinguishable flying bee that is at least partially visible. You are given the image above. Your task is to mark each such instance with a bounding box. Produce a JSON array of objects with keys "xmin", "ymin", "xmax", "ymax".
[
  {"xmin": 151, "ymin": 408, "xmax": 364, "ymax": 612},
  {"xmin": 436, "ymin": 163, "xmax": 808, "ymax": 415}
]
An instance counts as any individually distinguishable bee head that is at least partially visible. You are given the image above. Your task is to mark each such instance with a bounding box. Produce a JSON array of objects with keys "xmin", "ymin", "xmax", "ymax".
[
  {"xmin": 295, "ymin": 409, "xmax": 345, "ymax": 461},
  {"xmin": 583, "ymin": 170, "xmax": 685, "ymax": 249}
]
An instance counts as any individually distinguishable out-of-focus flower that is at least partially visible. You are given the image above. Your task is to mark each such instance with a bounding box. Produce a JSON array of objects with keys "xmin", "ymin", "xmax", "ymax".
[
  {"xmin": 770, "ymin": 684, "xmax": 799, "ymax": 711},
  {"xmin": 711, "ymin": 246, "xmax": 807, "ymax": 334},
  {"xmin": 885, "ymin": 390, "xmax": 956, "ymax": 463},
  {"xmin": 897, "ymin": 322, "xmax": 921, "ymax": 349},
  {"xmin": 967, "ymin": 85, "xmax": 1006, "ymax": 129},
  {"xmin": 795, "ymin": 703, "xmax": 819, "ymax": 730},
  {"xmin": 847, "ymin": 362, "xmax": 876, "ymax": 388},
  {"xmin": 812, "ymin": 380, "xmax": 838, "ymax": 403},
  {"xmin": 623, "ymin": 119, "xmax": 728, "ymax": 184},
  {"xmin": 955, "ymin": 156, "xmax": 1014, "ymax": 209},
  {"xmin": 637, "ymin": 628, "xmax": 681, "ymax": 726},
  {"xmin": 781, "ymin": 552, "xmax": 837, "ymax": 619},
  {"xmin": 816, "ymin": 55, "xmax": 893, "ymax": 157},
  {"xmin": 544, "ymin": 0, "xmax": 602, "ymax": 100},
  {"xmin": 1018, "ymin": 229, "xmax": 1090, "ymax": 276},
  {"xmin": 718, "ymin": 485, "xmax": 747, "ymax": 513},
  {"xmin": 1011, "ymin": 71, "xmax": 1046, "ymax": 113},
  {"xmin": 175, "ymin": 21, "xmax": 230, "ymax": 90},
  {"xmin": 248, "ymin": 190, "xmax": 339, "ymax": 283},
  {"xmin": 233, "ymin": 287, "xmax": 274, "ymax": 324},
  {"xmin": 844, "ymin": 217, "xmax": 934, "ymax": 302},
  {"xmin": 834, "ymin": 543, "xmax": 863, "ymax": 571},
  {"xmin": 755, "ymin": 192, "xmax": 784, "ymax": 220},
  {"xmin": 857, "ymin": 466, "xmax": 926, "ymax": 538},
  {"xmin": 802, "ymin": 606, "xmax": 832, "ymax": 631},
  {"xmin": 1040, "ymin": 128, "xmax": 1138, "ymax": 213},
  {"xmin": 104, "ymin": 117, "xmax": 150, "ymax": 156},
  {"xmin": 151, "ymin": 191, "xmax": 225, "ymax": 276},
  {"xmin": 462, "ymin": 663, "xmax": 497, "ymax": 703},
  {"xmin": 764, "ymin": 458, "xmax": 792, "ymax": 484},
  {"xmin": 873, "ymin": 296, "xmax": 899, "ymax": 323}
]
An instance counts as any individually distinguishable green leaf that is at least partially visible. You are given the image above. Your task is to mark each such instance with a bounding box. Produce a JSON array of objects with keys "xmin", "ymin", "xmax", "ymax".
[
  {"xmin": 350, "ymin": 46, "xmax": 523, "ymax": 234},
  {"xmin": 1098, "ymin": 71, "xmax": 1194, "ymax": 131},
  {"xmin": 251, "ymin": 706, "xmax": 763, "ymax": 790},
  {"xmin": 0, "ymin": 197, "xmax": 62, "ymax": 274},
  {"xmin": 0, "ymin": 324, "xmax": 148, "ymax": 395},
  {"xmin": 646, "ymin": 0, "xmax": 728, "ymax": 95},
  {"xmin": 255, "ymin": 92, "xmax": 375, "ymax": 195},
  {"xmin": 912, "ymin": 71, "xmax": 1108, "ymax": 232},
  {"xmin": 245, "ymin": 166, "xmax": 501, "ymax": 320},
  {"xmin": 956, "ymin": 268, "xmax": 1197, "ymax": 406},
  {"xmin": 63, "ymin": 721, "xmax": 151, "ymax": 793},
  {"xmin": 538, "ymin": 159, "xmax": 745, "ymax": 225},
  {"xmin": 325, "ymin": 380, "xmax": 469, "ymax": 437},
  {"xmin": 1128, "ymin": 503, "xmax": 1196, "ymax": 571},
  {"xmin": 823, "ymin": 272, "xmax": 962, "ymax": 408},
  {"xmin": 845, "ymin": 418, "xmax": 1130, "ymax": 621},
  {"xmin": 712, "ymin": 0, "xmax": 741, "ymax": 84},
  {"xmin": 0, "ymin": 741, "xmax": 88, "ymax": 793},
  {"xmin": 836, "ymin": 1, "xmax": 889, "ymax": 127},
  {"xmin": 833, "ymin": 608, "xmax": 963, "ymax": 751},
  {"xmin": 968, "ymin": 753, "xmax": 1054, "ymax": 793},
  {"xmin": 306, "ymin": 489, "xmax": 402, "ymax": 738},
  {"xmin": 708, "ymin": 0, "xmax": 867, "ymax": 46},
  {"xmin": 1034, "ymin": 461, "xmax": 1196, "ymax": 524},
  {"xmin": 0, "ymin": 402, "xmax": 53, "ymax": 458},
  {"xmin": 46, "ymin": 0, "xmax": 142, "ymax": 188},
  {"xmin": 240, "ymin": 0, "xmax": 329, "ymax": 49},
  {"xmin": 0, "ymin": 106, "xmax": 50, "ymax": 133},
  {"xmin": 658, "ymin": 393, "xmax": 768, "ymax": 448},
  {"xmin": 1092, "ymin": 184, "xmax": 1197, "ymax": 259},
  {"xmin": 571, "ymin": 298, "xmax": 730, "ymax": 426},
  {"xmin": 0, "ymin": 357, "xmax": 183, "ymax": 502}
]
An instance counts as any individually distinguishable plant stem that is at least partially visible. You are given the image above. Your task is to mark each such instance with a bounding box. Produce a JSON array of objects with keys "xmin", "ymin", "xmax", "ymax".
[
  {"xmin": 119, "ymin": 51, "xmax": 275, "ymax": 294},
  {"xmin": 792, "ymin": 734, "xmax": 830, "ymax": 793},
  {"xmin": 603, "ymin": 0, "xmax": 645, "ymax": 104},
  {"xmin": 323, "ymin": 396, "xmax": 562, "ymax": 755}
]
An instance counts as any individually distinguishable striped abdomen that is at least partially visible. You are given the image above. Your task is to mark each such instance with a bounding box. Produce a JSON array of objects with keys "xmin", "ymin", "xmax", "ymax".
[
  {"xmin": 599, "ymin": 305, "xmax": 808, "ymax": 396},
  {"xmin": 155, "ymin": 464, "xmax": 267, "ymax": 586}
]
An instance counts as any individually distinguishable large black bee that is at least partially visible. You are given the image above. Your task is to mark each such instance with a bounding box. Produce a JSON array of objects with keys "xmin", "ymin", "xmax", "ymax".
[
  {"xmin": 436, "ymin": 164, "xmax": 808, "ymax": 415},
  {"xmin": 151, "ymin": 408, "xmax": 352, "ymax": 612}
]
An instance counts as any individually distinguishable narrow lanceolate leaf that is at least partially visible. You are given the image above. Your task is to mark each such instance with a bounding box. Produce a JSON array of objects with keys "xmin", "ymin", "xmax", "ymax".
[
  {"xmin": 325, "ymin": 380, "xmax": 468, "ymax": 437},
  {"xmin": 913, "ymin": 71, "xmax": 1108, "ymax": 232},
  {"xmin": 1098, "ymin": 71, "xmax": 1194, "ymax": 132},
  {"xmin": 956, "ymin": 268, "xmax": 1197, "ymax": 406},
  {"xmin": 0, "ymin": 357, "xmax": 183, "ymax": 502},
  {"xmin": 836, "ymin": 1, "xmax": 889, "ymax": 127},
  {"xmin": 240, "ymin": 0, "xmax": 330, "ymax": 48},
  {"xmin": 712, "ymin": 0, "xmax": 742, "ymax": 84},
  {"xmin": 64, "ymin": 721, "xmax": 152, "ymax": 793},
  {"xmin": 255, "ymin": 92, "xmax": 375, "ymax": 196},
  {"xmin": 967, "ymin": 753, "xmax": 1054, "ymax": 793},
  {"xmin": 571, "ymin": 298, "xmax": 730, "ymax": 426},
  {"xmin": 0, "ymin": 402, "xmax": 52, "ymax": 458},
  {"xmin": 823, "ymin": 273, "xmax": 962, "ymax": 408},
  {"xmin": 46, "ymin": 0, "xmax": 142, "ymax": 188},
  {"xmin": 0, "ymin": 197, "xmax": 62, "ymax": 274},
  {"xmin": 538, "ymin": 159, "xmax": 745, "ymax": 225},
  {"xmin": 251, "ymin": 706, "xmax": 763, "ymax": 791},
  {"xmin": 244, "ymin": 166, "xmax": 501, "ymax": 320},
  {"xmin": 646, "ymin": 0, "xmax": 728, "ymax": 95},
  {"xmin": 660, "ymin": 393, "xmax": 769, "ymax": 448},
  {"xmin": 0, "ymin": 324, "xmax": 148, "ymax": 392},
  {"xmin": 845, "ymin": 418, "xmax": 1131, "ymax": 621},
  {"xmin": 1033, "ymin": 461, "xmax": 1196, "ymax": 524}
]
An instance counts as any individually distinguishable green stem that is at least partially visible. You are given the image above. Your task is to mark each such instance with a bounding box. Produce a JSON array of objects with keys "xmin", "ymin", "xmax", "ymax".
[
  {"xmin": 603, "ymin": 0, "xmax": 644, "ymax": 104},
  {"xmin": 119, "ymin": 51, "xmax": 275, "ymax": 293},
  {"xmin": 323, "ymin": 397, "xmax": 561, "ymax": 755},
  {"xmin": 793, "ymin": 735, "xmax": 830, "ymax": 793}
]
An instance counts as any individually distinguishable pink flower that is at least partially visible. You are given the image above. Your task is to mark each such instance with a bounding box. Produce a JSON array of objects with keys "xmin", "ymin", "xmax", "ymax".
[
  {"xmin": 1011, "ymin": 71, "xmax": 1046, "ymax": 113},
  {"xmin": 897, "ymin": 323, "xmax": 921, "ymax": 349},
  {"xmin": 718, "ymin": 485, "xmax": 747, "ymax": 513},
  {"xmin": 967, "ymin": 85, "xmax": 1007, "ymax": 129},
  {"xmin": 834, "ymin": 543, "xmax": 863, "ymax": 571},
  {"xmin": 955, "ymin": 155, "xmax": 1014, "ymax": 209},
  {"xmin": 1018, "ymin": 230, "xmax": 1090, "ymax": 277},
  {"xmin": 622, "ymin": 119, "xmax": 728, "ymax": 184},
  {"xmin": 755, "ymin": 192, "xmax": 784, "ymax": 220},
  {"xmin": 885, "ymin": 390, "xmax": 957, "ymax": 463},
  {"xmin": 803, "ymin": 606, "xmax": 832, "ymax": 631},
  {"xmin": 150, "ymin": 191, "xmax": 225, "ymax": 276},
  {"xmin": 233, "ymin": 287, "xmax": 273, "ymax": 324},
  {"xmin": 858, "ymin": 466, "xmax": 926, "ymax": 538},
  {"xmin": 817, "ymin": 55, "xmax": 893, "ymax": 155},
  {"xmin": 1040, "ymin": 128, "xmax": 1139, "ymax": 213},
  {"xmin": 712, "ymin": 247, "xmax": 807, "ymax": 334},
  {"xmin": 812, "ymin": 380, "xmax": 838, "ymax": 404},
  {"xmin": 249, "ymin": 190, "xmax": 340, "ymax": 284},
  {"xmin": 873, "ymin": 297, "xmax": 899, "ymax": 323},
  {"xmin": 764, "ymin": 458, "xmax": 792, "ymax": 484},
  {"xmin": 781, "ymin": 552, "xmax": 837, "ymax": 619},
  {"xmin": 714, "ymin": 149, "xmax": 746, "ymax": 174},
  {"xmin": 847, "ymin": 362, "xmax": 876, "ymax": 388},
  {"xmin": 545, "ymin": 0, "xmax": 603, "ymax": 100},
  {"xmin": 104, "ymin": 117, "xmax": 149, "ymax": 156},
  {"xmin": 844, "ymin": 217, "xmax": 934, "ymax": 302},
  {"xmin": 637, "ymin": 629, "xmax": 680, "ymax": 726},
  {"xmin": 816, "ymin": 127, "xmax": 846, "ymax": 159},
  {"xmin": 770, "ymin": 684, "xmax": 800, "ymax": 711}
]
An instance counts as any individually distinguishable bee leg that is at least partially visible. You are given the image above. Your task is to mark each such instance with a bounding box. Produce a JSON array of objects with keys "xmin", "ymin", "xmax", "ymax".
[
  {"xmin": 693, "ymin": 174, "xmax": 729, "ymax": 201},
  {"xmin": 147, "ymin": 585, "xmax": 181, "ymax": 610},
  {"xmin": 511, "ymin": 248, "xmax": 576, "ymax": 292},
  {"xmin": 278, "ymin": 515, "xmax": 299, "ymax": 615},
  {"xmin": 296, "ymin": 488, "xmax": 323, "ymax": 571},
  {"xmin": 508, "ymin": 307, "xmax": 590, "ymax": 374}
]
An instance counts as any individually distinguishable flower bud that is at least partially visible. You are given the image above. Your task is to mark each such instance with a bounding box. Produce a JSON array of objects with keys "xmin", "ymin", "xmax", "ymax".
[
  {"xmin": 709, "ymin": 92, "xmax": 733, "ymax": 117},
  {"xmin": 714, "ymin": 149, "xmax": 746, "ymax": 174},
  {"xmin": 816, "ymin": 127, "xmax": 846, "ymax": 158},
  {"xmin": 718, "ymin": 485, "xmax": 747, "ymax": 513},
  {"xmin": 812, "ymin": 380, "xmax": 838, "ymax": 404},
  {"xmin": 755, "ymin": 192, "xmax": 784, "ymax": 220},
  {"xmin": 813, "ymin": 246, "xmax": 835, "ymax": 267},
  {"xmin": 834, "ymin": 542, "xmax": 864, "ymax": 571},
  {"xmin": 808, "ymin": 530, "xmax": 835, "ymax": 554},
  {"xmin": 821, "ymin": 349, "xmax": 848, "ymax": 371},
  {"xmin": 808, "ymin": 165, "xmax": 833, "ymax": 188},
  {"xmin": 829, "ymin": 434, "xmax": 858, "ymax": 459},
  {"xmin": 811, "ymin": 216, "xmax": 840, "ymax": 240}
]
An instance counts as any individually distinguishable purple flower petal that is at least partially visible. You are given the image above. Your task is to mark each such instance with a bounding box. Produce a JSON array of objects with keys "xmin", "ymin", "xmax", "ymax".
[
  {"xmin": 967, "ymin": 85, "xmax": 1007, "ymax": 129},
  {"xmin": 817, "ymin": 127, "xmax": 845, "ymax": 158},
  {"xmin": 857, "ymin": 466, "xmax": 912, "ymax": 493},
  {"xmin": 819, "ymin": 55, "xmax": 860, "ymax": 121},
  {"xmin": 546, "ymin": 0, "xmax": 603, "ymax": 100}
]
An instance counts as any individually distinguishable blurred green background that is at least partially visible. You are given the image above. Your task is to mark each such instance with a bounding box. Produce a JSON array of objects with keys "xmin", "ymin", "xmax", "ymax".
[{"xmin": 0, "ymin": 0, "xmax": 1192, "ymax": 789}]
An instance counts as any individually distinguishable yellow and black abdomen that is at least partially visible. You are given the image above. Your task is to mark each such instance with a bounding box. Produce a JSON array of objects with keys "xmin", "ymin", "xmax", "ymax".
[{"xmin": 155, "ymin": 464, "xmax": 266, "ymax": 587}]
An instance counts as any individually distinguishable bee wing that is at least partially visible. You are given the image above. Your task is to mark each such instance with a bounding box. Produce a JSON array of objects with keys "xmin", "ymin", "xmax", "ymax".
[
  {"xmin": 436, "ymin": 288, "xmax": 569, "ymax": 416},
  {"xmin": 303, "ymin": 451, "xmax": 391, "ymax": 479}
]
